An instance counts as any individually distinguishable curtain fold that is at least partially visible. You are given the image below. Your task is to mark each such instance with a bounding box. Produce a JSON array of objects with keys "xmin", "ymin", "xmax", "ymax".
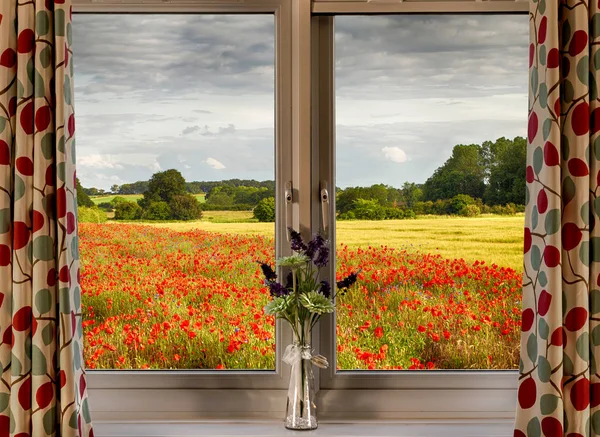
[
  {"xmin": 0, "ymin": 1, "xmax": 93, "ymax": 435},
  {"xmin": 515, "ymin": 0, "xmax": 599, "ymax": 435}
]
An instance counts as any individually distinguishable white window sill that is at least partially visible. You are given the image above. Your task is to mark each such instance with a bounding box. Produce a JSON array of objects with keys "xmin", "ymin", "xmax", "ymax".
[{"xmin": 93, "ymin": 419, "xmax": 515, "ymax": 437}]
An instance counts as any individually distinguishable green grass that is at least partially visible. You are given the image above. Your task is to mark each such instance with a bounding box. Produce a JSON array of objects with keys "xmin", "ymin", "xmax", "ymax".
[
  {"xmin": 90, "ymin": 193, "xmax": 206, "ymax": 205},
  {"xmin": 140, "ymin": 213, "xmax": 525, "ymax": 271}
]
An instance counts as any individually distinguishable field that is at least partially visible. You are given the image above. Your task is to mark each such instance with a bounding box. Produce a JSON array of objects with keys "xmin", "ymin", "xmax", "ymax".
[
  {"xmin": 79, "ymin": 215, "xmax": 524, "ymax": 370},
  {"xmin": 90, "ymin": 193, "xmax": 206, "ymax": 205},
  {"xmin": 151, "ymin": 214, "xmax": 524, "ymax": 271}
]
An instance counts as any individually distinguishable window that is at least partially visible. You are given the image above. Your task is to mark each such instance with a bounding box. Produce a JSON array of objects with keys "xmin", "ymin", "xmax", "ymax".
[
  {"xmin": 73, "ymin": 0, "xmax": 530, "ymax": 423},
  {"xmin": 334, "ymin": 14, "xmax": 529, "ymax": 371},
  {"xmin": 74, "ymin": 14, "xmax": 277, "ymax": 370}
]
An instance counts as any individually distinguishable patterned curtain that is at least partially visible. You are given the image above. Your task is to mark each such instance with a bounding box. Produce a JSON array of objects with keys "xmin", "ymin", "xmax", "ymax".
[
  {"xmin": 0, "ymin": 1, "xmax": 93, "ymax": 436},
  {"xmin": 515, "ymin": 0, "xmax": 599, "ymax": 435}
]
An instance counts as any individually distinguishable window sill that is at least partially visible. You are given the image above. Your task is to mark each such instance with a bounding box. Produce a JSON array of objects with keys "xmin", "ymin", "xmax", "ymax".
[{"xmin": 93, "ymin": 419, "xmax": 515, "ymax": 437}]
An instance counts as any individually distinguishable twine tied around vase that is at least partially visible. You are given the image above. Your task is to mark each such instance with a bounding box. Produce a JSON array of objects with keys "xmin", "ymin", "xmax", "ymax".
[{"xmin": 282, "ymin": 344, "xmax": 329, "ymax": 405}]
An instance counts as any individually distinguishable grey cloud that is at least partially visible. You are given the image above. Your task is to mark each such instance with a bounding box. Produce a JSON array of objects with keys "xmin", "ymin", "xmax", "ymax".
[
  {"xmin": 335, "ymin": 15, "xmax": 528, "ymax": 100},
  {"xmin": 182, "ymin": 125, "xmax": 200, "ymax": 135},
  {"xmin": 73, "ymin": 15, "xmax": 275, "ymax": 100}
]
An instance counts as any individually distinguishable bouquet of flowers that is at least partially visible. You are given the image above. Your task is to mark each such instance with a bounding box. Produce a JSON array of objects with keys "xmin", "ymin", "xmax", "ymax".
[{"xmin": 259, "ymin": 228, "xmax": 358, "ymax": 429}]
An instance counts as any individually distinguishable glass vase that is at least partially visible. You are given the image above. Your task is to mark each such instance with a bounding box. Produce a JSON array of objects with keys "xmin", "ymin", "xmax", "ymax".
[{"xmin": 284, "ymin": 326, "xmax": 318, "ymax": 430}]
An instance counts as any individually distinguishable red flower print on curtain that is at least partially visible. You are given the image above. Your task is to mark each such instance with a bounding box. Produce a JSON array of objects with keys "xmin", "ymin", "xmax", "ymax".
[
  {"xmin": 515, "ymin": 0, "xmax": 600, "ymax": 435},
  {"xmin": 0, "ymin": 1, "xmax": 94, "ymax": 436}
]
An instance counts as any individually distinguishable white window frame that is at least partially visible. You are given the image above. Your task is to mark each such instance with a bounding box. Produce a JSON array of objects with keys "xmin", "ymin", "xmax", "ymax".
[{"xmin": 74, "ymin": 0, "xmax": 529, "ymax": 422}]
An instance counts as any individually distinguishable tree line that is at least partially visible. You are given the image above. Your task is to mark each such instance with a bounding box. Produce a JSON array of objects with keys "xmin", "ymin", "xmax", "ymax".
[{"xmin": 78, "ymin": 136, "xmax": 526, "ymax": 222}]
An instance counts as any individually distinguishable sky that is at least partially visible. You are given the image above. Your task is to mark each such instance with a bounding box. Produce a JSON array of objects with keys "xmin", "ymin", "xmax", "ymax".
[{"xmin": 72, "ymin": 14, "xmax": 528, "ymax": 191}]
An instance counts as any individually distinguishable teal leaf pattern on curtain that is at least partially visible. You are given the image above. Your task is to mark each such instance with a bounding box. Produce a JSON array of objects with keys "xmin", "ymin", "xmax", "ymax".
[
  {"xmin": 515, "ymin": 0, "xmax": 599, "ymax": 435},
  {"xmin": 0, "ymin": 1, "xmax": 94, "ymax": 436}
]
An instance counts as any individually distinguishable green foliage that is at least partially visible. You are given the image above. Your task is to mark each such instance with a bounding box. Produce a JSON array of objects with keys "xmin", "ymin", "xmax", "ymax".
[
  {"xmin": 448, "ymin": 194, "xmax": 477, "ymax": 215},
  {"xmin": 253, "ymin": 197, "xmax": 275, "ymax": 222},
  {"xmin": 111, "ymin": 196, "xmax": 128, "ymax": 206},
  {"xmin": 142, "ymin": 201, "xmax": 171, "ymax": 220},
  {"xmin": 483, "ymin": 137, "xmax": 527, "ymax": 205},
  {"xmin": 139, "ymin": 169, "xmax": 187, "ymax": 209},
  {"xmin": 115, "ymin": 201, "xmax": 142, "ymax": 220},
  {"xmin": 460, "ymin": 204, "xmax": 481, "ymax": 217},
  {"xmin": 78, "ymin": 206, "xmax": 107, "ymax": 223},
  {"xmin": 169, "ymin": 194, "xmax": 203, "ymax": 221},
  {"xmin": 76, "ymin": 179, "xmax": 94, "ymax": 208},
  {"xmin": 423, "ymin": 144, "xmax": 486, "ymax": 201},
  {"xmin": 349, "ymin": 199, "xmax": 386, "ymax": 220},
  {"xmin": 97, "ymin": 202, "xmax": 113, "ymax": 212}
]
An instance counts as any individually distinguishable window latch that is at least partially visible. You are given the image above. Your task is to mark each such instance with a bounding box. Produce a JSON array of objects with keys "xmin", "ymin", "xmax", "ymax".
[
  {"xmin": 285, "ymin": 182, "xmax": 293, "ymax": 241},
  {"xmin": 320, "ymin": 181, "xmax": 330, "ymax": 238}
]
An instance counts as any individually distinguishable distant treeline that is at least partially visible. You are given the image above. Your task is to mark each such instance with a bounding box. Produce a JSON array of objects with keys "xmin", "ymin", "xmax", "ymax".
[{"xmin": 79, "ymin": 136, "xmax": 526, "ymax": 221}]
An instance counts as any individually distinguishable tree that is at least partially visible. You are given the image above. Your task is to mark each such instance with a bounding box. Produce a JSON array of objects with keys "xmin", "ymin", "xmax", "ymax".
[
  {"xmin": 484, "ymin": 137, "xmax": 527, "ymax": 205},
  {"xmin": 253, "ymin": 197, "xmax": 275, "ymax": 222},
  {"xmin": 110, "ymin": 184, "xmax": 120, "ymax": 194},
  {"xmin": 142, "ymin": 202, "xmax": 171, "ymax": 220},
  {"xmin": 423, "ymin": 144, "xmax": 486, "ymax": 201},
  {"xmin": 139, "ymin": 169, "xmax": 186, "ymax": 209},
  {"xmin": 76, "ymin": 178, "xmax": 95, "ymax": 208},
  {"xmin": 400, "ymin": 182, "xmax": 423, "ymax": 208},
  {"xmin": 115, "ymin": 201, "xmax": 142, "ymax": 220},
  {"xmin": 169, "ymin": 195, "xmax": 203, "ymax": 220}
]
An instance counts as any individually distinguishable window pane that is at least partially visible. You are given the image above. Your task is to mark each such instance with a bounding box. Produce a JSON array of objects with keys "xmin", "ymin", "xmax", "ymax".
[
  {"xmin": 334, "ymin": 15, "xmax": 528, "ymax": 370},
  {"xmin": 74, "ymin": 14, "xmax": 276, "ymax": 370}
]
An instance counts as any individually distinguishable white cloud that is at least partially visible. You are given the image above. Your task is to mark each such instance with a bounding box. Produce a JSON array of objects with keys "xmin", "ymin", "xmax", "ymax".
[
  {"xmin": 78, "ymin": 154, "xmax": 124, "ymax": 169},
  {"xmin": 381, "ymin": 147, "xmax": 407, "ymax": 163},
  {"xmin": 205, "ymin": 157, "xmax": 226, "ymax": 169}
]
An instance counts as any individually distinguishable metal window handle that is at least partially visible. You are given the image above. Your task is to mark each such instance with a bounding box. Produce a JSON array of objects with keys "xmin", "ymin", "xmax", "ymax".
[
  {"xmin": 285, "ymin": 182, "xmax": 293, "ymax": 241},
  {"xmin": 320, "ymin": 181, "xmax": 329, "ymax": 237}
]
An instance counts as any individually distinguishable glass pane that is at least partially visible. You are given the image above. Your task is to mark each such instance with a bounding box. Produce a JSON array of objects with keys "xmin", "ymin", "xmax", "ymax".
[
  {"xmin": 73, "ymin": 14, "xmax": 276, "ymax": 370},
  {"xmin": 334, "ymin": 15, "xmax": 528, "ymax": 370}
]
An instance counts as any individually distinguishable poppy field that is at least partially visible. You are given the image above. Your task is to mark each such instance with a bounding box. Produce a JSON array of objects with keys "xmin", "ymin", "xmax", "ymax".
[{"xmin": 80, "ymin": 222, "xmax": 522, "ymax": 370}]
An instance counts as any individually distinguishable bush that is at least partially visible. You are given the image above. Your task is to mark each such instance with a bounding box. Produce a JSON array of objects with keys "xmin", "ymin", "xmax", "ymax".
[
  {"xmin": 201, "ymin": 204, "xmax": 253, "ymax": 211},
  {"xmin": 253, "ymin": 197, "xmax": 275, "ymax": 222},
  {"xmin": 115, "ymin": 201, "xmax": 142, "ymax": 220},
  {"xmin": 78, "ymin": 206, "xmax": 107, "ymax": 223},
  {"xmin": 169, "ymin": 194, "xmax": 203, "ymax": 220},
  {"xmin": 383, "ymin": 207, "xmax": 404, "ymax": 219},
  {"xmin": 97, "ymin": 202, "xmax": 114, "ymax": 212},
  {"xmin": 111, "ymin": 196, "xmax": 129, "ymax": 206},
  {"xmin": 403, "ymin": 209, "xmax": 416, "ymax": 219},
  {"xmin": 337, "ymin": 211, "xmax": 355, "ymax": 220},
  {"xmin": 448, "ymin": 194, "xmax": 476, "ymax": 215},
  {"xmin": 142, "ymin": 201, "xmax": 171, "ymax": 220},
  {"xmin": 351, "ymin": 199, "xmax": 386, "ymax": 220},
  {"xmin": 459, "ymin": 204, "xmax": 481, "ymax": 217},
  {"xmin": 490, "ymin": 203, "xmax": 518, "ymax": 215}
]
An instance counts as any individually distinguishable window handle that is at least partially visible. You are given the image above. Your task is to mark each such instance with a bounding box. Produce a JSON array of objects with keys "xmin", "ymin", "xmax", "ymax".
[
  {"xmin": 320, "ymin": 181, "xmax": 330, "ymax": 237},
  {"xmin": 285, "ymin": 181, "xmax": 293, "ymax": 241}
]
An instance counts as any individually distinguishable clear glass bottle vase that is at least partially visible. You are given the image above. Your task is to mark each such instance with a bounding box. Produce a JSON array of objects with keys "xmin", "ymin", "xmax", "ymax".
[{"xmin": 284, "ymin": 322, "xmax": 318, "ymax": 430}]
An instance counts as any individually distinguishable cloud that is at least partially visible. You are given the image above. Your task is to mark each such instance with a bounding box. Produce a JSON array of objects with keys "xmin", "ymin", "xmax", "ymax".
[
  {"xmin": 78, "ymin": 154, "xmax": 124, "ymax": 169},
  {"xmin": 72, "ymin": 14, "xmax": 527, "ymax": 191},
  {"xmin": 218, "ymin": 124, "xmax": 236, "ymax": 135},
  {"xmin": 206, "ymin": 157, "xmax": 226, "ymax": 169},
  {"xmin": 182, "ymin": 125, "xmax": 200, "ymax": 135},
  {"xmin": 381, "ymin": 147, "xmax": 407, "ymax": 163}
]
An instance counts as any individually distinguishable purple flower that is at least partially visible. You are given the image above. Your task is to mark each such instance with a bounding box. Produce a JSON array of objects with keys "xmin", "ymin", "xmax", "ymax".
[
  {"xmin": 288, "ymin": 228, "xmax": 307, "ymax": 252},
  {"xmin": 269, "ymin": 281, "xmax": 289, "ymax": 297},
  {"xmin": 314, "ymin": 246, "xmax": 329, "ymax": 268},
  {"xmin": 320, "ymin": 280, "xmax": 331, "ymax": 298},
  {"xmin": 337, "ymin": 272, "xmax": 358, "ymax": 290},
  {"xmin": 306, "ymin": 234, "xmax": 325, "ymax": 259},
  {"xmin": 284, "ymin": 271, "xmax": 293, "ymax": 289},
  {"xmin": 260, "ymin": 263, "xmax": 277, "ymax": 281}
]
